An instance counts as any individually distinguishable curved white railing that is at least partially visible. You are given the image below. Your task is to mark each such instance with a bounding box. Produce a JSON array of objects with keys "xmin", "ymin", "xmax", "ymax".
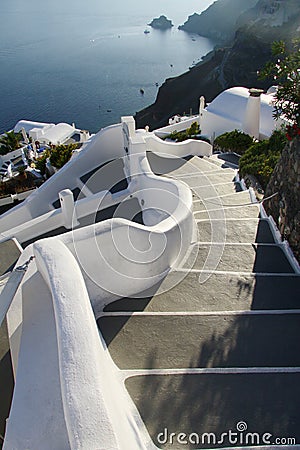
[
  {"xmin": 0, "ymin": 120, "xmax": 199, "ymax": 248},
  {"xmin": 4, "ymin": 239, "xmax": 151, "ymax": 450},
  {"xmin": 0, "ymin": 123, "xmax": 125, "ymax": 234},
  {"xmin": 144, "ymin": 133, "xmax": 212, "ymax": 157},
  {"xmin": 34, "ymin": 239, "xmax": 120, "ymax": 449},
  {"xmin": 56, "ymin": 153, "xmax": 193, "ymax": 304},
  {"xmin": 34, "ymin": 239, "xmax": 150, "ymax": 450},
  {"xmin": 4, "ymin": 146, "xmax": 194, "ymax": 449}
]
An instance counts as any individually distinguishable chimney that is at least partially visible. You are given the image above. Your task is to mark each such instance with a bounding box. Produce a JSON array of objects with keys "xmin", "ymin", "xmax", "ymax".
[{"xmin": 242, "ymin": 88, "xmax": 264, "ymax": 140}]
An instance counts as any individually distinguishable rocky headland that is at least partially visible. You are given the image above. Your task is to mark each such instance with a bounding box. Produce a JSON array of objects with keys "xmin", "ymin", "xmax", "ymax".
[
  {"xmin": 178, "ymin": 0, "xmax": 258, "ymax": 42},
  {"xmin": 135, "ymin": 0, "xmax": 300, "ymax": 130}
]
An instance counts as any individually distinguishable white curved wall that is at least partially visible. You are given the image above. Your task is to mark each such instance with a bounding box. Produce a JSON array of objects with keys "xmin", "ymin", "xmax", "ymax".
[
  {"xmin": 202, "ymin": 87, "xmax": 282, "ymax": 139},
  {"xmin": 154, "ymin": 86, "xmax": 283, "ymax": 142},
  {"xmin": 0, "ymin": 123, "xmax": 125, "ymax": 234},
  {"xmin": 5, "ymin": 240, "xmax": 152, "ymax": 450},
  {"xmin": 4, "ymin": 135, "xmax": 194, "ymax": 449},
  {"xmin": 145, "ymin": 134, "xmax": 212, "ymax": 157},
  {"xmin": 55, "ymin": 160, "xmax": 193, "ymax": 304},
  {"xmin": 34, "ymin": 240, "xmax": 137, "ymax": 449},
  {"xmin": 154, "ymin": 116, "xmax": 199, "ymax": 137},
  {"xmin": 0, "ymin": 119, "xmax": 199, "ymax": 247}
]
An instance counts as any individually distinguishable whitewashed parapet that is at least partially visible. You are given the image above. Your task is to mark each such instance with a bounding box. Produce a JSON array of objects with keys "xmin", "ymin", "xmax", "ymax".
[
  {"xmin": 4, "ymin": 117, "xmax": 195, "ymax": 449},
  {"xmin": 33, "ymin": 240, "xmax": 141, "ymax": 449},
  {"xmin": 0, "ymin": 189, "xmax": 36, "ymax": 206},
  {"xmin": 0, "ymin": 122, "xmax": 125, "ymax": 233},
  {"xmin": 145, "ymin": 133, "xmax": 212, "ymax": 157},
  {"xmin": 5, "ymin": 239, "xmax": 151, "ymax": 450},
  {"xmin": 0, "ymin": 195, "xmax": 14, "ymax": 206}
]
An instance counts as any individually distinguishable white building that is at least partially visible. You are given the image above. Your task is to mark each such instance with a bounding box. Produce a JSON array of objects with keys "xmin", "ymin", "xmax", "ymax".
[
  {"xmin": 14, "ymin": 120, "xmax": 90, "ymax": 145},
  {"xmin": 156, "ymin": 86, "xmax": 285, "ymax": 141}
]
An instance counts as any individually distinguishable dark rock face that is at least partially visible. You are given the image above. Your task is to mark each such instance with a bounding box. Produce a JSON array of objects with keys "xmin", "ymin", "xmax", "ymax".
[
  {"xmin": 148, "ymin": 15, "xmax": 173, "ymax": 30},
  {"xmin": 135, "ymin": 49, "xmax": 224, "ymax": 130},
  {"xmin": 264, "ymin": 137, "xmax": 300, "ymax": 262},
  {"xmin": 178, "ymin": 0, "xmax": 258, "ymax": 41},
  {"xmin": 135, "ymin": 32, "xmax": 273, "ymax": 130},
  {"xmin": 238, "ymin": 0, "xmax": 300, "ymax": 28},
  {"xmin": 135, "ymin": 0, "xmax": 300, "ymax": 131}
]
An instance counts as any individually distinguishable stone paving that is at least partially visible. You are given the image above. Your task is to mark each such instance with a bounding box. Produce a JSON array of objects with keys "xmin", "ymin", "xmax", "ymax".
[{"xmin": 98, "ymin": 154, "xmax": 300, "ymax": 449}]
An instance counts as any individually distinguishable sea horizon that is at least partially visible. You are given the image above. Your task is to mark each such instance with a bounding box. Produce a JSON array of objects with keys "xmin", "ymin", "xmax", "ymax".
[{"xmin": 0, "ymin": 0, "xmax": 215, "ymax": 133}]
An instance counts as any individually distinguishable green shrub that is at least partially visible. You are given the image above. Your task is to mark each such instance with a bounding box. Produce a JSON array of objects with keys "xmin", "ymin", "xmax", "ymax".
[
  {"xmin": 168, "ymin": 130, "xmax": 188, "ymax": 142},
  {"xmin": 35, "ymin": 150, "xmax": 50, "ymax": 176},
  {"xmin": 34, "ymin": 144, "xmax": 78, "ymax": 176},
  {"xmin": 49, "ymin": 143, "xmax": 78, "ymax": 169},
  {"xmin": 239, "ymin": 130, "xmax": 286, "ymax": 189},
  {"xmin": 166, "ymin": 121, "xmax": 200, "ymax": 142},
  {"xmin": 214, "ymin": 130, "xmax": 254, "ymax": 155},
  {"xmin": 268, "ymin": 129, "xmax": 287, "ymax": 152},
  {"xmin": 188, "ymin": 121, "xmax": 200, "ymax": 136}
]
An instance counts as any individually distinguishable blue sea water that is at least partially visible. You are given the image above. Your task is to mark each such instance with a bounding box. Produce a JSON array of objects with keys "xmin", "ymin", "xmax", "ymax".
[{"xmin": 0, "ymin": 0, "xmax": 215, "ymax": 133}]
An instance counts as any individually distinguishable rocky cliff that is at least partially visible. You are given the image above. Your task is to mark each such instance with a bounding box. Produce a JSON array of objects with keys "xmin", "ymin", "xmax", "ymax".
[
  {"xmin": 238, "ymin": 0, "xmax": 300, "ymax": 28},
  {"xmin": 264, "ymin": 137, "xmax": 300, "ymax": 262},
  {"xmin": 135, "ymin": 30, "xmax": 275, "ymax": 130},
  {"xmin": 180, "ymin": 0, "xmax": 300, "ymax": 42},
  {"xmin": 178, "ymin": 0, "xmax": 257, "ymax": 42},
  {"xmin": 135, "ymin": 0, "xmax": 300, "ymax": 130}
]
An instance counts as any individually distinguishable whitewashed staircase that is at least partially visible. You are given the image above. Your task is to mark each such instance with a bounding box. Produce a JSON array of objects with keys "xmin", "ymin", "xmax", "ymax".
[{"xmin": 98, "ymin": 153, "xmax": 300, "ymax": 449}]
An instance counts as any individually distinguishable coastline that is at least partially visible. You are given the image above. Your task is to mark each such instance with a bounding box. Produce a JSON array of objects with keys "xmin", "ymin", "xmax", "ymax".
[
  {"xmin": 0, "ymin": 1, "xmax": 215, "ymax": 135},
  {"xmin": 135, "ymin": 47, "xmax": 226, "ymax": 130}
]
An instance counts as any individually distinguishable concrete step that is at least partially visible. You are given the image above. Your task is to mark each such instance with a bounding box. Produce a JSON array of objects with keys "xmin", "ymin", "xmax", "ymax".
[
  {"xmin": 196, "ymin": 218, "xmax": 275, "ymax": 244},
  {"xmin": 193, "ymin": 190, "xmax": 251, "ymax": 208},
  {"xmin": 103, "ymin": 272, "xmax": 300, "ymax": 313},
  {"xmin": 182, "ymin": 243, "xmax": 294, "ymax": 274},
  {"xmin": 172, "ymin": 171, "xmax": 236, "ymax": 187},
  {"xmin": 203, "ymin": 154, "xmax": 227, "ymax": 167},
  {"xmin": 189, "ymin": 182, "xmax": 243, "ymax": 199},
  {"xmin": 148, "ymin": 154, "xmax": 236, "ymax": 177},
  {"xmin": 187, "ymin": 156, "xmax": 237, "ymax": 174},
  {"xmin": 204, "ymin": 153, "xmax": 240, "ymax": 167},
  {"xmin": 126, "ymin": 372, "xmax": 300, "ymax": 448},
  {"xmin": 98, "ymin": 313, "xmax": 300, "ymax": 370},
  {"xmin": 193, "ymin": 204, "xmax": 260, "ymax": 220}
]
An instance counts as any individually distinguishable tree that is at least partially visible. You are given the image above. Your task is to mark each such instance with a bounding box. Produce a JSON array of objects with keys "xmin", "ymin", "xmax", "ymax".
[
  {"xmin": 259, "ymin": 40, "xmax": 300, "ymax": 140},
  {"xmin": 0, "ymin": 130, "xmax": 23, "ymax": 155},
  {"xmin": 49, "ymin": 143, "xmax": 78, "ymax": 169}
]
